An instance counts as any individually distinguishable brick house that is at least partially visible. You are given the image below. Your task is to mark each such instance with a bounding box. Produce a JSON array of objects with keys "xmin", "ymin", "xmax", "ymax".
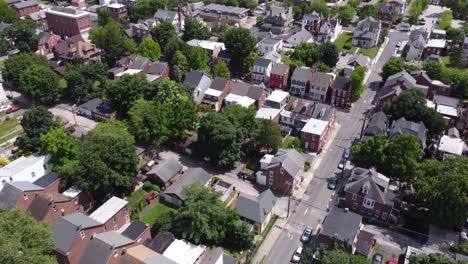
[
  {"xmin": 45, "ymin": 7, "xmax": 91, "ymax": 38},
  {"xmin": 89, "ymin": 197, "xmax": 130, "ymax": 231},
  {"xmin": 201, "ymin": 77, "xmax": 234, "ymax": 112},
  {"xmin": 269, "ymin": 63, "xmax": 290, "ymax": 89},
  {"xmin": 37, "ymin": 32, "xmax": 61, "ymax": 55},
  {"xmin": 107, "ymin": 3, "xmax": 128, "ymax": 20},
  {"xmin": 410, "ymin": 70, "xmax": 451, "ymax": 98},
  {"xmin": 301, "ymin": 104, "xmax": 336, "ymax": 152},
  {"xmin": 146, "ymin": 159, "xmax": 183, "ymax": 190},
  {"xmin": 331, "ymin": 76, "xmax": 351, "ymax": 108},
  {"xmin": 13, "ymin": 0, "xmax": 39, "ymax": 17},
  {"xmin": 0, "ymin": 155, "xmax": 51, "ymax": 191},
  {"xmin": 53, "ymin": 35, "xmax": 101, "ymax": 65},
  {"xmin": 26, "ymin": 10, "xmax": 48, "ymax": 30},
  {"xmin": 225, "ymin": 80, "xmax": 268, "ymax": 109},
  {"xmin": 108, "ymin": 54, "xmax": 169, "ymax": 82},
  {"xmin": 344, "ymin": 167, "xmax": 400, "ymax": 223},
  {"xmin": 262, "ymin": 6, "xmax": 294, "ymax": 34},
  {"xmin": 280, "ymin": 97, "xmax": 316, "ymax": 134},
  {"xmin": 257, "ymin": 149, "xmax": 305, "ymax": 195},
  {"xmin": 235, "ymin": 190, "xmax": 277, "ymax": 233}
]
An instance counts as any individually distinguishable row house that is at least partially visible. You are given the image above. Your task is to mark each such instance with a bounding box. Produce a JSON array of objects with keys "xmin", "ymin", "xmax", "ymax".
[
  {"xmin": 0, "ymin": 154, "xmax": 51, "ymax": 191},
  {"xmin": 26, "ymin": 10, "xmax": 48, "ymax": 30},
  {"xmin": 108, "ymin": 54, "xmax": 169, "ymax": 82},
  {"xmin": 301, "ymin": 103, "xmax": 336, "ymax": 152},
  {"xmin": 52, "ymin": 35, "xmax": 101, "ymax": 65},
  {"xmin": 378, "ymin": 70, "xmax": 428, "ymax": 106},
  {"xmin": 256, "ymin": 90, "xmax": 290, "ymax": 123},
  {"xmin": 410, "ymin": 70, "xmax": 451, "ymax": 98},
  {"xmin": 301, "ymin": 12, "xmax": 342, "ymax": 42},
  {"xmin": 262, "ymin": 5, "xmax": 294, "ymax": 34},
  {"xmin": 257, "ymin": 148, "xmax": 305, "ymax": 195},
  {"xmin": 107, "ymin": 3, "xmax": 128, "ymax": 20},
  {"xmin": 280, "ymin": 97, "xmax": 316, "ymax": 135},
  {"xmin": 184, "ymin": 70, "xmax": 213, "ymax": 104},
  {"xmin": 252, "ymin": 58, "xmax": 273, "ymax": 84},
  {"xmin": 290, "ymin": 66, "xmax": 313, "ymax": 98},
  {"xmin": 201, "ymin": 76, "xmax": 234, "ymax": 112},
  {"xmin": 36, "ymin": 32, "xmax": 61, "ymax": 55},
  {"xmin": 257, "ymin": 37, "xmax": 282, "ymax": 56},
  {"xmin": 45, "ymin": 7, "xmax": 91, "ymax": 38},
  {"xmin": 154, "ymin": 9, "xmax": 183, "ymax": 33},
  {"xmin": 89, "ymin": 197, "xmax": 130, "ymax": 232},
  {"xmin": 146, "ymin": 159, "xmax": 184, "ymax": 190},
  {"xmin": 406, "ymin": 28, "xmax": 447, "ymax": 62},
  {"xmin": 269, "ymin": 63, "xmax": 290, "ymax": 89},
  {"xmin": 290, "ymin": 67, "xmax": 334, "ymax": 103},
  {"xmin": 344, "ymin": 167, "xmax": 400, "ymax": 223},
  {"xmin": 331, "ymin": 76, "xmax": 352, "ymax": 108},
  {"xmin": 12, "ymin": 0, "xmax": 39, "ymax": 17},
  {"xmin": 187, "ymin": 38, "xmax": 225, "ymax": 60},
  {"xmin": 378, "ymin": 0, "xmax": 405, "ymax": 25},
  {"xmin": 225, "ymin": 80, "xmax": 268, "ymax": 109},
  {"xmin": 162, "ymin": 168, "xmax": 211, "ymax": 208},
  {"xmin": 199, "ymin": 4, "xmax": 249, "ymax": 27}
]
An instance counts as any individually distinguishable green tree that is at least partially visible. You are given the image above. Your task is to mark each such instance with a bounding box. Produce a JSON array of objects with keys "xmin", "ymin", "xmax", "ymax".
[
  {"xmin": 213, "ymin": 61, "xmax": 230, "ymax": 78},
  {"xmin": 319, "ymin": 42, "xmax": 339, "ymax": 67},
  {"xmin": 384, "ymin": 134, "xmax": 423, "ymax": 182},
  {"xmin": 338, "ymin": 5, "xmax": 356, "ymax": 25},
  {"xmin": 241, "ymin": 51, "xmax": 257, "ymax": 75},
  {"xmin": 4, "ymin": 20, "xmax": 38, "ymax": 52},
  {"xmin": 224, "ymin": 28, "xmax": 257, "ymax": 75},
  {"xmin": 183, "ymin": 19, "xmax": 211, "ymax": 41},
  {"xmin": 187, "ymin": 47, "xmax": 210, "ymax": 72},
  {"xmin": 0, "ymin": 209, "xmax": 56, "ymax": 264},
  {"xmin": 291, "ymin": 42, "xmax": 321, "ymax": 67},
  {"xmin": 224, "ymin": 223, "xmax": 254, "ymax": 251},
  {"xmin": 409, "ymin": 253, "xmax": 462, "ymax": 264},
  {"xmin": 413, "ymin": 157, "xmax": 468, "ymax": 227},
  {"xmin": 321, "ymin": 250, "xmax": 372, "ymax": 264},
  {"xmin": 163, "ymin": 37, "xmax": 190, "ymax": 60},
  {"xmin": 128, "ymin": 99, "xmax": 169, "ymax": 146},
  {"xmin": 19, "ymin": 64, "xmax": 62, "ymax": 104},
  {"xmin": 0, "ymin": 0, "xmax": 19, "ymax": 23},
  {"xmin": 90, "ymin": 21, "xmax": 136, "ymax": 65},
  {"xmin": 96, "ymin": 7, "xmax": 112, "ymax": 26},
  {"xmin": 40, "ymin": 128, "xmax": 79, "ymax": 169},
  {"xmin": 106, "ymin": 73, "xmax": 152, "ymax": 114},
  {"xmin": 311, "ymin": 0, "xmax": 330, "ymax": 16},
  {"xmin": 64, "ymin": 122, "xmax": 137, "ymax": 201},
  {"xmin": 129, "ymin": 0, "xmax": 170, "ymax": 22},
  {"xmin": 359, "ymin": 5, "xmax": 378, "ymax": 19},
  {"xmin": 283, "ymin": 137, "xmax": 302, "ymax": 152},
  {"xmin": 198, "ymin": 112, "xmax": 241, "ymax": 167},
  {"xmin": 170, "ymin": 50, "xmax": 189, "ymax": 82},
  {"xmin": 437, "ymin": 10, "xmax": 452, "ymax": 30},
  {"xmin": 3, "ymin": 53, "xmax": 47, "ymax": 88},
  {"xmin": 223, "ymin": 104, "xmax": 257, "ymax": 142},
  {"xmin": 381, "ymin": 57, "xmax": 418, "ymax": 80},
  {"xmin": 151, "ymin": 22, "xmax": 177, "ymax": 47},
  {"xmin": 253, "ymin": 118, "xmax": 282, "ymax": 153},
  {"xmin": 152, "ymin": 79, "xmax": 193, "ymax": 102},
  {"xmin": 422, "ymin": 61, "xmax": 443, "ymax": 80},
  {"xmin": 449, "ymin": 47, "xmax": 464, "ymax": 68},
  {"xmin": 350, "ymin": 66, "xmax": 366, "ymax": 102},
  {"xmin": 351, "ymin": 135, "xmax": 387, "ymax": 170},
  {"xmin": 137, "ymin": 37, "xmax": 161, "ymax": 60},
  {"xmin": 445, "ymin": 27, "xmax": 465, "ymax": 46},
  {"xmin": 64, "ymin": 62, "xmax": 108, "ymax": 103},
  {"xmin": 16, "ymin": 107, "xmax": 60, "ymax": 152}
]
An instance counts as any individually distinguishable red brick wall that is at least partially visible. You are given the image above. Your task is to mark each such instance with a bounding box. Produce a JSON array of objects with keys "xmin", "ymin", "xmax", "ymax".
[
  {"xmin": 41, "ymin": 199, "xmax": 85, "ymax": 226},
  {"xmin": 15, "ymin": 190, "xmax": 45, "ymax": 211},
  {"xmin": 266, "ymin": 165, "xmax": 295, "ymax": 195},
  {"xmin": 102, "ymin": 206, "xmax": 130, "ymax": 231},
  {"xmin": 16, "ymin": 5, "xmax": 40, "ymax": 17},
  {"xmin": 46, "ymin": 13, "xmax": 90, "ymax": 37},
  {"xmin": 344, "ymin": 192, "xmax": 393, "ymax": 221},
  {"xmin": 270, "ymin": 73, "xmax": 288, "ymax": 89},
  {"xmin": 59, "ymin": 225, "xmax": 104, "ymax": 264}
]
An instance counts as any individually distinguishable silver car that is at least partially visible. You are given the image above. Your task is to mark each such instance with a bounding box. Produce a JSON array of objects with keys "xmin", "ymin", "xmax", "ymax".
[{"xmin": 300, "ymin": 227, "xmax": 313, "ymax": 243}]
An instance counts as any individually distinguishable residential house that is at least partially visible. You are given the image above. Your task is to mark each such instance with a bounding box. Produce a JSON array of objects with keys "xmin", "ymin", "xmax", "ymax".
[
  {"xmin": 144, "ymin": 231, "xmax": 175, "ymax": 254},
  {"xmin": 406, "ymin": 27, "xmax": 428, "ymax": 61},
  {"xmin": 347, "ymin": 54, "xmax": 370, "ymax": 68},
  {"xmin": 378, "ymin": 2, "xmax": 404, "ymax": 25},
  {"xmin": 252, "ymin": 57, "xmax": 273, "ymax": 84},
  {"xmin": 12, "ymin": 0, "xmax": 39, "ymax": 17},
  {"xmin": 201, "ymin": 77, "xmax": 234, "ymax": 112},
  {"xmin": 199, "ymin": 247, "xmax": 238, "ymax": 264},
  {"xmin": 0, "ymin": 171, "xmax": 60, "ymax": 211},
  {"xmin": 280, "ymin": 97, "xmax": 317, "ymax": 134},
  {"xmin": 363, "ymin": 111, "xmax": 388, "ymax": 138},
  {"xmin": 78, "ymin": 98, "xmax": 117, "ymax": 121},
  {"xmin": 146, "ymin": 159, "xmax": 183, "ymax": 190},
  {"xmin": 308, "ymin": 72, "xmax": 333, "ymax": 102},
  {"xmin": 256, "ymin": 149, "xmax": 305, "ymax": 194},
  {"xmin": 154, "ymin": 9, "xmax": 183, "ymax": 33},
  {"xmin": 235, "ymin": 189, "xmax": 277, "ymax": 233},
  {"xmin": 53, "ymin": 35, "xmax": 101, "ymax": 65},
  {"xmin": 45, "ymin": 7, "xmax": 91, "ymax": 38},
  {"xmin": 284, "ymin": 29, "xmax": 313, "ymax": 48},
  {"xmin": 163, "ymin": 239, "xmax": 206, "ymax": 264},
  {"xmin": 79, "ymin": 221, "xmax": 151, "ymax": 264},
  {"xmin": 256, "ymin": 90, "xmax": 290, "ymax": 122},
  {"xmin": 378, "ymin": 71, "xmax": 428, "ymax": 105},
  {"xmin": 437, "ymin": 128, "xmax": 466, "ymax": 159},
  {"xmin": 36, "ymin": 32, "xmax": 61, "ymax": 55},
  {"xmin": 258, "ymin": 37, "xmax": 283, "ymax": 56},
  {"xmin": 301, "ymin": 104, "xmax": 336, "ymax": 152},
  {"xmin": 107, "ymin": 3, "xmax": 128, "ymax": 20},
  {"xmin": 290, "ymin": 67, "xmax": 313, "ymax": 97},
  {"xmin": 410, "ymin": 70, "xmax": 451, "ymax": 98},
  {"xmin": 217, "ymin": 50, "xmax": 232, "ymax": 65},
  {"xmin": 425, "ymin": 38, "xmax": 446, "ymax": 58},
  {"xmin": 118, "ymin": 244, "xmax": 177, "ymax": 264},
  {"xmin": 388, "ymin": 0, "xmax": 405, "ymax": 13},
  {"xmin": 187, "ymin": 39, "xmax": 225, "ymax": 60},
  {"xmin": 389, "ymin": 117, "xmax": 427, "ymax": 149},
  {"xmin": 125, "ymin": 21, "xmax": 154, "ymax": 41},
  {"xmin": 316, "ymin": 207, "xmax": 374, "ymax": 255},
  {"xmin": 184, "ymin": 70, "xmax": 213, "ymax": 104},
  {"xmin": 108, "ymin": 54, "xmax": 169, "ymax": 82},
  {"xmin": 53, "ymin": 212, "xmax": 104, "ymax": 264},
  {"xmin": 331, "ymin": 76, "xmax": 351, "ymax": 108},
  {"xmin": 263, "ymin": 50, "xmax": 281, "ymax": 63},
  {"xmin": 27, "ymin": 186, "xmax": 93, "ymax": 225},
  {"xmin": 302, "ymin": 12, "xmax": 342, "ymax": 42},
  {"xmin": 198, "ymin": 4, "xmax": 249, "ymax": 27},
  {"xmin": 269, "ymin": 63, "xmax": 290, "ymax": 89},
  {"xmin": 262, "ymin": 6, "xmax": 294, "ymax": 34},
  {"xmin": 225, "ymin": 80, "xmax": 267, "ymax": 109},
  {"xmin": 26, "ymin": 10, "xmax": 48, "ymax": 30},
  {"xmin": 427, "ymin": 95, "xmax": 459, "ymax": 126},
  {"xmin": 0, "ymin": 154, "xmax": 51, "ymax": 191},
  {"xmin": 162, "ymin": 168, "xmax": 211, "ymax": 207},
  {"xmin": 89, "ymin": 196, "xmax": 130, "ymax": 231},
  {"xmin": 352, "ymin": 17, "xmax": 381, "ymax": 48},
  {"xmin": 344, "ymin": 167, "xmax": 400, "ymax": 222}
]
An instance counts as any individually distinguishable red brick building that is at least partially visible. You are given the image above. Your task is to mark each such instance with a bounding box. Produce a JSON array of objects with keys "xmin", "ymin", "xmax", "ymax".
[
  {"xmin": 89, "ymin": 196, "xmax": 130, "ymax": 231},
  {"xmin": 45, "ymin": 7, "xmax": 91, "ymax": 38},
  {"xmin": 13, "ymin": 0, "xmax": 40, "ymax": 17},
  {"xmin": 37, "ymin": 32, "xmax": 61, "ymax": 55},
  {"xmin": 107, "ymin": 3, "xmax": 128, "ymax": 20},
  {"xmin": 301, "ymin": 104, "xmax": 336, "ymax": 152},
  {"xmin": 269, "ymin": 63, "xmax": 290, "ymax": 89},
  {"xmin": 202, "ymin": 77, "xmax": 234, "ymax": 112},
  {"xmin": 331, "ymin": 76, "xmax": 351, "ymax": 108},
  {"xmin": 344, "ymin": 167, "xmax": 400, "ymax": 223}
]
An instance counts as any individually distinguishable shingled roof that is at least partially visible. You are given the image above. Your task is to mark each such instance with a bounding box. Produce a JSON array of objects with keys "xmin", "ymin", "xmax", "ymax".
[
  {"xmin": 235, "ymin": 189, "xmax": 277, "ymax": 224},
  {"xmin": 345, "ymin": 167, "xmax": 395, "ymax": 206}
]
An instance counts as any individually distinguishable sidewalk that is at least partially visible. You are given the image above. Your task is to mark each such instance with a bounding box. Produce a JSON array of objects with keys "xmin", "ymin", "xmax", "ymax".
[{"xmin": 251, "ymin": 218, "xmax": 288, "ymax": 264}]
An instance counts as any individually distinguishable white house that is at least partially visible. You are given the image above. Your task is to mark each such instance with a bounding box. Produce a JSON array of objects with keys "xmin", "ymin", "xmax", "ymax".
[
  {"xmin": 154, "ymin": 9, "xmax": 184, "ymax": 33},
  {"xmin": 284, "ymin": 29, "xmax": 313, "ymax": 48},
  {"xmin": 352, "ymin": 17, "xmax": 381, "ymax": 48},
  {"xmin": 406, "ymin": 27, "xmax": 428, "ymax": 61},
  {"xmin": 252, "ymin": 58, "xmax": 273, "ymax": 84},
  {"xmin": 258, "ymin": 37, "xmax": 282, "ymax": 56},
  {"xmin": 0, "ymin": 155, "xmax": 51, "ymax": 191}
]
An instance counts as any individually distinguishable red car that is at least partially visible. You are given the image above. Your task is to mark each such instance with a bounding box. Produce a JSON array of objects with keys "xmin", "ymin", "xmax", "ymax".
[{"xmin": 6, "ymin": 105, "xmax": 21, "ymax": 114}]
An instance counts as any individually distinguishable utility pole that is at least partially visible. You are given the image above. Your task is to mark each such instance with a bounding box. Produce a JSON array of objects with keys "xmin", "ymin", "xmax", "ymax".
[{"xmin": 287, "ymin": 194, "xmax": 291, "ymax": 218}]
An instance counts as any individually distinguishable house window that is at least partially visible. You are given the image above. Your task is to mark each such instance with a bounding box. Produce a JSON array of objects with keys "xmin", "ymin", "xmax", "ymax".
[
  {"xmin": 113, "ymin": 225, "xmax": 118, "ymax": 230},
  {"xmin": 269, "ymin": 171, "xmax": 273, "ymax": 177},
  {"xmin": 112, "ymin": 216, "xmax": 116, "ymax": 223},
  {"xmin": 31, "ymin": 172, "xmax": 36, "ymax": 178},
  {"xmin": 43, "ymin": 164, "xmax": 48, "ymax": 170},
  {"xmin": 382, "ymin": 212, "xmax": 388, "ymax": 220},
  {"xmin": 23, "ymin": 194, "xmax": 28, "ymax": 200},
  {"xmin": 113, "ymin": 249, "xmax": 118, "ymax": 257},
  {"xmin": 375, "ymin": 210, "xmax": 380, "ymax": 217},
  {"xmin": 353, "ymin": 202, "xmax": 358, "ymax": 209},
  {"xmin": 103, "ymin": 226, "xmax": 107, "ymax": 232},
  {"xmin": 352, "ymin": 194, "xmax": 357, "ymax": 201},
  {"xmin": 125, "ymin": 215, "xmax": 130, "ymax": 223},
  {"xmin": 80, "ymin": 230, "xmax": 85, "ymax": 239},
  {"xmin": 280, "ymin": 168, "xmax": 284, "ymax": 174},
  {"xmin": 124, "ymin": 206, "xmax": 128, "ymax": 213},
  {"xmin": 53, "ymin": 205, "xmax": 57, "ymax": 212}
]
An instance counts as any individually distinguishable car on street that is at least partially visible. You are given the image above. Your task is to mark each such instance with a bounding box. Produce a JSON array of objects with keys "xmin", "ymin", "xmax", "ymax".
[
  {"xmin": 396, "ymin": 42, "xmax": 401, "ymax": 47},
  {"xmin": 386, "ymin": 258, "xmax": 398, "ymax": 264},
  {"xmin": 373, "ymin": 253, "xmax": 383, "ymax": 264},
  {"xmin": 343, "ymin": 148, "xmax": 351, "ymax": 159},
  {"xmin": 0, "ymin": 105, "xmax": 11, "ymax": 112},
  {"xmin": 338, "ymin": 159, "xmax": 346, "ymax": 169},
  {"xmin": 300, "ymin": 227, "xmax": 313, "ymax": 243},
  {"xmin": 6, "ymin": 105, "xmax": 21, "ymax": 114},
  {"xmin": 291, "ymin": 246, "xmax": 303, "ymax": 263},
  {"xmin": 327, "ymin": 178, "xmax": 337, "ymax": 190}
]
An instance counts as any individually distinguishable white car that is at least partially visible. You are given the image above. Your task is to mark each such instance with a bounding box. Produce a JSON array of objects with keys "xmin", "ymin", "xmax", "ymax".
[
  {"xmin": 0, "ymin": 105, "xmax": 11, "ymax": 112},
  {"xmin": 291, "ymin": 246, "xmax": 303, "ymax": 263},
  {"xmin": 396, "ymin": 42, "xmax": 402, "ymax": 48}
]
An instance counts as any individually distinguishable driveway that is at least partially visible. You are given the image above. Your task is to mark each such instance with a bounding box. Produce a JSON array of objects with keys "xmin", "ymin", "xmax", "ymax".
[{"xmin": 48, "ymin": 104, "xmax": 97, "ymax": 131}]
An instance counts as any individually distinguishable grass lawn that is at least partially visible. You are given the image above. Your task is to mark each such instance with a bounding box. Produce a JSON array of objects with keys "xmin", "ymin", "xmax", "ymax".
[
  {"xmin": 357, "ymin": 46, "xmax": 379, "ymax": 58},
  {"xmin": 141, "ymin": 202, "xmax": 177, "ymax": 227},
  {"xmin": 0, "ymin": 115, "xmax": 21, "ymax": 135},
  {"xmin": 334, "ymin": 32, "xmax": 358, "ymax": 54},
  {"xmin": 0, "ymin": 112, "xmax": 5, "ymax": 118},
  {"xmin": 441, "ymin": 56, "xmax": 450, "ymax": 66},
  {"xmin": 126, "ymin": 189, "xmax": 147, "ymax": 210},
  {"xmin": 0, "ymin": 128, "xmax": 23, "ymax": 144}
]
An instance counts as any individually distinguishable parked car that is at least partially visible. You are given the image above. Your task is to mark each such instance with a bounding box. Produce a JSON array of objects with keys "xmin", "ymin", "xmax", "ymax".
[
  {"xmin": 300, "ymin": 227, "xmax": 313, "ymax": 243},
  {"xmin": 386, "ymin": 258, "xmax": 398, "ymax": 264},
  {"xmin": 0, "ymin": 105, "xmax": 11, "ymax": 112},
  {"xmin": 342, "ymin": 148, "xmax": 351, "ymax": 159},
  {"xmin": 373, "ymin": 253, "xmax": 383, "ymax": 264},
  {"xmin": 338, "ymin": 159, "xmax": 346, "ymax": 169},
  {"xmin": 396, "ymin": 42, "xmax": 401, "ymax": 47},
  {"xmin": 291, "ymin": 246, "xmax": 303, "ymax": 263},
  {"xmin": 327, "ymin": 178, "xmax": 337, "ymax": 190},
  {"xmin": 6, "ymin": 105, "xmax": 21, "ymax": 114}
]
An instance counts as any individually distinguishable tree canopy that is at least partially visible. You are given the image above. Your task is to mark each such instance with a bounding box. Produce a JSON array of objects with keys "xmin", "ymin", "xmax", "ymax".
[
  {"xmin": 105, "ymin": 73, "xmax": 152, "ymax": 114},
  {"xmin": 213, "ymin": 61, "xmax": 230, "ymax": 79},
  {"xmin": 183, "ymin": 19, "xmax": 211, "ymax": 41},
  {"xmin": 290, "ymin": 42, "xmax": 339, "ymax": 68},
  {"xmin": 129, "ymin": 0, "xmax": 173, "ymax": 22},
  {"xmin": 19, "ymin": 64, "xmax": 63, "ymax": 104},
  {"xmin": 3, "ymin": 53, "xmax": 48, "ymax": 88},
  {"xmin": 224, "ymin": 28, "xmax": 257, "ymax": 75},
  {"xmin": 3, "ymin": 20, "xmax": 38, "ymax": 52},
  {"xmin": 64, "ymin": 62, "xmax": 108, "ymax": 103},
  {"xmin": 0, "ymin": 1, "xmax": 19, "ymax": 23},
  {"xmin": 409, "ymin": 253, "xmax": 465, "ymax": 264},
  {"xmin": 170, "ymin": 50, "xmax": 189, "ymax": 82},
  {"xmin": 151, "ymin": 22, "xmax": 177, "ymax": 48},
  {"xmin": 350, "ymin": 66, "xmax": 366, "ymax": 102},
  {"xmin": 338, "ymin": 5, "xmax": 356, "ymax": 25},
  {"xmin": 253, "ymin": 119, "xmax": 282, "ymax": 153},
  {"xmin": 16, "ymin": 107, "xmax": 60, "ymax": 152},
  {"xmin": 186, "ymin": 47, "xmax": 210, "ymax": 72},
  {"xmin": 137, "ymin": 37, "xmax": 161, "ymax": 60},
  {"xmin": 381, "ymin": 57, "xmax": 419, "ymax": 80},
  {"xmin": 0, "ymin": 209, "xmax": 56, "ymax": 264},
  {"xmin": 40, "ymin": 128, "xmax": 79, "ymax": 170}
]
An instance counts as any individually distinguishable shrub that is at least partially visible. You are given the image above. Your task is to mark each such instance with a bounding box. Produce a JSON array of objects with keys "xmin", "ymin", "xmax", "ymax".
[
  {"xmin": 211, "ymin": 176, "xmax": 220, "ymax": 185},
  {"xmin": 304, "ymin": 161, "xmax": 311, "ymax": 172},
  {"xmin": 343, "ymin": 42, "xmax": 353, "ymax": 50},
  {"xmin": 143, "ymin": 181, "xmax": 153, "ymax": 192},
  {"xmin": 152, "ymin": 184, "xmax": 160, "ymax": 192}
]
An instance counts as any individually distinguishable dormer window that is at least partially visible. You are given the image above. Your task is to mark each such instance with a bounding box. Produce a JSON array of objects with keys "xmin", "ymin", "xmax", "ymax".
[{"xmin": 362, "ymin": 188, "xmax": 368, "ymax": 195}]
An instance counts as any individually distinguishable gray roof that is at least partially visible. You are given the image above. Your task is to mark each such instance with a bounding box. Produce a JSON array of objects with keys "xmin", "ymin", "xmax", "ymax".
[
  {"xmin": 355, "ymin": 230, "xmax": 375, "ymax": 256},
  {"xmin": 210, "ymin": 77, "xmax": 230, "ymax": 91},
  {"xmin": 320, "ymin": 207, "xmax": 362, "ymax": 244},
  {"xmin": 144, "ymin": 255, "xmax": 178, "ymax": 264},
  {"xmin": 147, "ymin": 61, "xmax": 168, "ymax": 75},
  {"xmin": 266, "ymin": 148, "xmax": 305, "ymax": 177},
  {"xmin": 235, "ymin": 189, "xmax": 277, "ymax": 223},
  {"xmin": 270, "ymin": 63, "xmax": 289, "ymax": 76},
  {"xmin": 10, "ymin": 181, "xmax": 43, "ymax": 191},
  {"xmin": 311, "ymin": 72, "xmax": 333, "ymax": 86},
  {"xmin": 202, "ymin": 3, "xmax": 249, "ymax": 15},
  {"xmin": 345, "ymin": 167, "xmax": 394, "ymax": 206},
  {"xmin": 144, "ymin": 231, "xmax": 175, "ymax": 254},
  {"xmin": 0, "ymin": 183, "xmax": 23, "ymax": 210},
  {"xmin": 230, "ymin": 81, "xmax": 264, "ymax": 101},
  {"xmin": 355, "ymin": 17, "xmax": 381, "ymax": 33},
  {"xmin": 13, "ymin": 0, "xmax": 38, "ymax": 9},
  {"xmin": 199, "ymin": 247, "xmax": 223, "ymax": 264},
  {"xmin": 333, "ymin": 76, "xmax": 350, "ymax": 91},
  {"xmin": 53, "ymin": 213, "xmax": 102, "ymax": 254},
  {"xmin": 79, "ymin": 98, "xmax": 103, "ymax": 112},
  {"xmin": 147, "ymin": 159, "xmax": 183, "ymax": 183},
  {"xmin": 129, "ymin": 55, "xmax": 151, "ymax": 70},
  {"xmin": 33, "ymin": 171, "xmax": 60, "ymax": 188},
  {"xmin": 154, "ymin": 9, "xmax": 177, "ymax": 22},
  {"xmin": 287, "ymin": 30, "xmax": 313, "ymax": 45},
  {"xmin": 164, "ymin": 168, "xmax": 211, "ymax": 201},
  {"xmin": 121, "ymin": 220, "xmax": 148, "ymax": 241},
  {"xmin": 447, "ymin": 127, "xmax": 460, "ymax": 138},
  {"xmin": 384, "ymin": 71, "xmax": 417, "ymax": 89},
  {"xmin": 184, "ymin": 70, "xmax": 213, "ymax": 88},
  {"xmin": 364, "ymin": 111, "xmax": 388, "ymax": 137},
  {"xmin": 389, "ymin": 117, "xmax": 427, "ymax": 149},
  {"xmin": 291, "ymin": 67, "xmax": 311, "ymax": 82},
  {"xmin": 433, "ymin": 95, "xmax": 459, "ymax": 108},
  {"xmin": 224, "ymin": 254, "xmax": 238, "ymax": 264},
  {"xmin": 347, "ymin": 54, "xmax": 369, "ymax": 66},
  {"xmin": 259, "ymin": 37, "xmax": 282, "ymax": 46},
  {"xmin": 254, "ymin": 57, "xmax": 272, "ymax": 68},
  {"xmin": 80, "ymin": 231, "xmax": 135, "ymax": 264}
]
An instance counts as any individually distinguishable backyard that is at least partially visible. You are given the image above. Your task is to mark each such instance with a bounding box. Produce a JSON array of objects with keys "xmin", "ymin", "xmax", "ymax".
[
  {"xmin": 0, "ymin": 113, "xmax": 23, "ymax": 147},
  {"xmin": 141, "ymin": 202, "xmax": 177, "ymax": 227},
  {"xmin": 334, "ymin": 32, "xmax": 379, "ymax": 58}
]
